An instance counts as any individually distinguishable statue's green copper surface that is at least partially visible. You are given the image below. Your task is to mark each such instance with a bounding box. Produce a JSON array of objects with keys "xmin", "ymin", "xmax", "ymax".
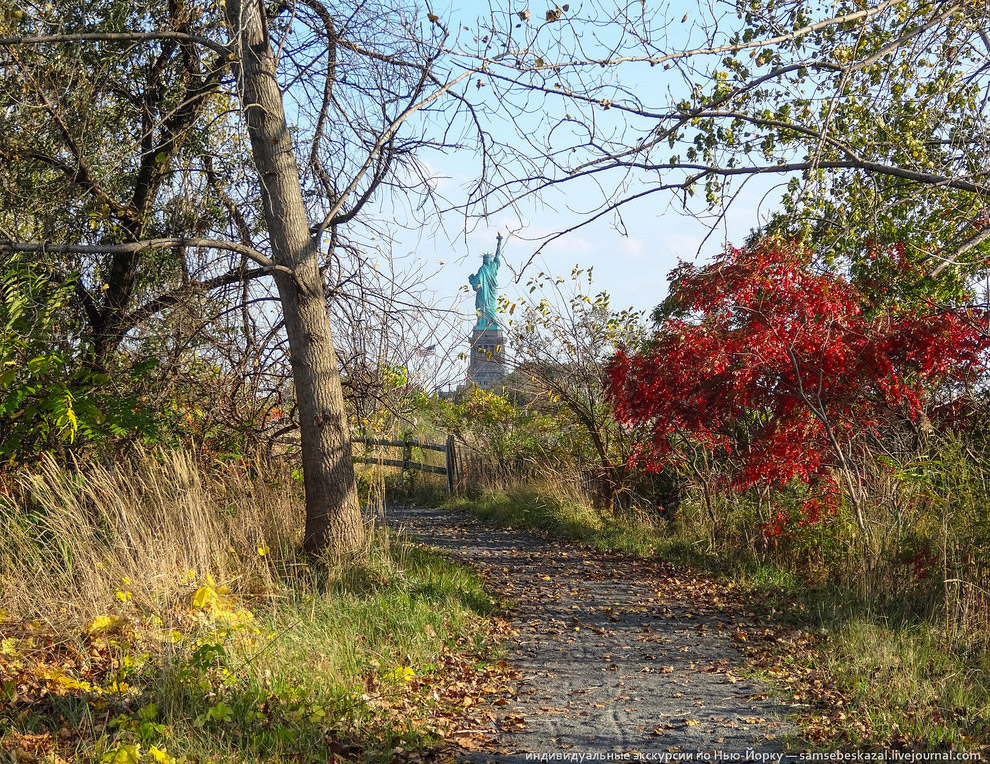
[{"xmin": 468, "ymin": 233, "xmax": 503, "ymax": 331}]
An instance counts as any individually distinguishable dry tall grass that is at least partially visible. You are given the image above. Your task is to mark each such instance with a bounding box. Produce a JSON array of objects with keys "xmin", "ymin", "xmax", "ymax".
[
  {"xmin": 0, "ymin": 450, "xmax": 304, "ymax": 626},
  {"xmin": 0, "ymin": 451, "xmax": 504, "ymax": 761}
]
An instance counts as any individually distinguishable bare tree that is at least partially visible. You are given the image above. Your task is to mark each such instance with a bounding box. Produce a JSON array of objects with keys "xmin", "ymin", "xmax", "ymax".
[
  {"xmin": 0, "ymin": 0, "xmax": 480, "ymax": 555},
  {"xmin": 505, "ymin": 268, "xmax": 644, "ymax": 503}
]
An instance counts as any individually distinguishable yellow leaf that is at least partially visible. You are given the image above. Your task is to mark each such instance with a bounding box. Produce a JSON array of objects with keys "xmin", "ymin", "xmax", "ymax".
[
  {"xmin": 149, "ymin": 746, "xmax": 173, "ymax": 764},
  {"xmin": 213, "ymin": 608, "xmax": 254, "ymax": 628},
  {"xmin": 192, "ymin": 586, "xmax": 214, "ymax": 609},
  {"xmin": 87, "ymin": 615, "xmax": 125, "ymax": 636},
  {"xmin": 58, "ymin": 674, "xmax": 97, "ymax": 693},
  {"xmin": 36, "ymin": 666, "xmax": 100, "ymax": 694},
  {"xmin": 257, "ymin": 543, "xmax": 270, "ymax": 556},
  {"xmin": 102, "ymin": 743, "xmax": 141, "ymax": 764},
  {"xmin": 386, "ymin": 666, "xmax": 416, "ymax": 682}
]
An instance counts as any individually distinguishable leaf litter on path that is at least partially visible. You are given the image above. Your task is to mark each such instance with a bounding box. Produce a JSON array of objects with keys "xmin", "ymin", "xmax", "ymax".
[{"xmin": 387, "ymin": 506, "xmax": 802, "ymax": 761}]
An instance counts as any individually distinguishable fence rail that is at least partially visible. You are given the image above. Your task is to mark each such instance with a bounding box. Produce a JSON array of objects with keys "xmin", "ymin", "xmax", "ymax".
[
  {"xmin": 353, "ymin": 436, "xmax": 449, "ymax": 453},
  {"xmin": 352, "ymin": 434, "xmax": 457, "ymax": 493}
]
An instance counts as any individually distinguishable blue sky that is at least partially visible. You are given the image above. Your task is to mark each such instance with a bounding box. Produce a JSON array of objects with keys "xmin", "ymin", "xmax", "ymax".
[
  {"xmin": 382, "ymin": 159, "xmax": 789, "ymax": 391},
  {"xmin": 353, "ymin": 0, "xmax": 793, "ymax": 384}
]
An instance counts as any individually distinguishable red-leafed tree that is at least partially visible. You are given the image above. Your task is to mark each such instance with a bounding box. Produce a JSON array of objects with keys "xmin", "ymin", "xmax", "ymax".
[{"xmin": 605, "ymin": 238, "xmax": 990, "ymax": 553}]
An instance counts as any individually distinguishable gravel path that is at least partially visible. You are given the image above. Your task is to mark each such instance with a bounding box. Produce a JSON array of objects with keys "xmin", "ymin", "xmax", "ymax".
[{"xmin": 386, "ymin": 505, "xmax": 800, "ymax": 762}]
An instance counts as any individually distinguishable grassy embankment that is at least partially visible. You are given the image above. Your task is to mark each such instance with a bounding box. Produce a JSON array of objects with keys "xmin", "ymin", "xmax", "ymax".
[
  {"xmin": 445, "ymin": 482, "xmax": 990, "ymax": 752},
  {"xmin": 0, "ymin": 452, "xmax": 505, "ymax": 763}
]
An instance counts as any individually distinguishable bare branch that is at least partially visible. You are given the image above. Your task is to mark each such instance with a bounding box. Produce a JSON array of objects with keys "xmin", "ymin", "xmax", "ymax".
[
  {"xmin": 0, "ymin": 31, "xmax": 232, "ymax": 57},
  {"xmin": 122, "ymin": 266, "xmax": 269, "ymax": 331},
  {"xmin": 0, "ymin": 238, "xmax": 286, "ymax": 272},
  {"xmin": 314, "ymin": 67, "xmax": 475, "ymax": 240},
  {"xmin": 504, "ymin": 0, "xmax": 906, "ymax": 70}
]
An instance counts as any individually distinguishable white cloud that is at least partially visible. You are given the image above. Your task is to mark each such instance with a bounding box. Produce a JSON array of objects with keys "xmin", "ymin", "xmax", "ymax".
[{"xmin": 618, "ymin": 237, "xmax": 644, "ymax": 258}]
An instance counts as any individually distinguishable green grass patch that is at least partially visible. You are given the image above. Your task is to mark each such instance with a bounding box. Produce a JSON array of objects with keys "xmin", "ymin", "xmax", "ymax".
[
  {"xmin": 445, "ymin": 483, "xmax": 710, "ymax": 568},
  {"xmin": 823, "ymin": 618, "xmax": 990, "ymax": 748},
  {"xmin": 740, "ymin": 572, "xmax": 990, "ymax": 750}
]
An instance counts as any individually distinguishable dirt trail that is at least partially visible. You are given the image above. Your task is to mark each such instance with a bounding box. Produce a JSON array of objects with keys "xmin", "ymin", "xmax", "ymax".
[{"xmin": 386, "ymin": 505, "xmax": 800, "ymax": 762}]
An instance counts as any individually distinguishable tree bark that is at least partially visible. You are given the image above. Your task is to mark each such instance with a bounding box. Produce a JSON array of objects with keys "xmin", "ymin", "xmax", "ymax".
[{"xmin": 224, "ymin": 0, "xmax": 363, "ymax": 555}]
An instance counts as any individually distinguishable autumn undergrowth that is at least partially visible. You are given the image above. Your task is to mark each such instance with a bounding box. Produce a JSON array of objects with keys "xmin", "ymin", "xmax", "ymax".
[
  {"xmin": 741, "ymin": 568, "xmax": 990, "ymax": 751},
  {"xmin": 449, "ymin": 480, "xmax": 990, "ymax": 751},
  {"xmin": 0, "ymin": 451, "xmax": 498, "ymax": 763}
]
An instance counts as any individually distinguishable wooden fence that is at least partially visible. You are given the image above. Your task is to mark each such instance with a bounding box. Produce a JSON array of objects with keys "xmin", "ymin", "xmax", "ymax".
[{"xmin": 352, "ymin": 434, "xmax": 457, "ymax": 493}]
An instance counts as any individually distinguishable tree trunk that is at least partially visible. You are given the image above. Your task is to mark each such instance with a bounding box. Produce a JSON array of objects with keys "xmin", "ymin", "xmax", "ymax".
[{"xmin": 224, "ymin": 0, "xmax": 363, "ymax": 556}]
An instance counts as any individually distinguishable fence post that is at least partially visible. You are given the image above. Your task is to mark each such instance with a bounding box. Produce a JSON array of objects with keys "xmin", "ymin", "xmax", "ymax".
[
  {"xmin": 445, "ymin": 433, "xmax": 456, "ymax": 494},
  {"xmin": 401, "ymin": 437, "xmax": 412, "ymax": 488}
]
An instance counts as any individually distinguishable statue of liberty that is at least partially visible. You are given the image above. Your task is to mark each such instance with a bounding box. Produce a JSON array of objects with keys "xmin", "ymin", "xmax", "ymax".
[{"xmin": 468, "ymin": 233, "xmax": 503, "ymax": 331}]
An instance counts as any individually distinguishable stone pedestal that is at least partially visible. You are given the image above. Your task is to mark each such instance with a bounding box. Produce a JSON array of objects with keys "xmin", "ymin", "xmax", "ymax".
[{"xmin": 467, "ymin": 328, "xmax": 506, "ymax": 388}]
